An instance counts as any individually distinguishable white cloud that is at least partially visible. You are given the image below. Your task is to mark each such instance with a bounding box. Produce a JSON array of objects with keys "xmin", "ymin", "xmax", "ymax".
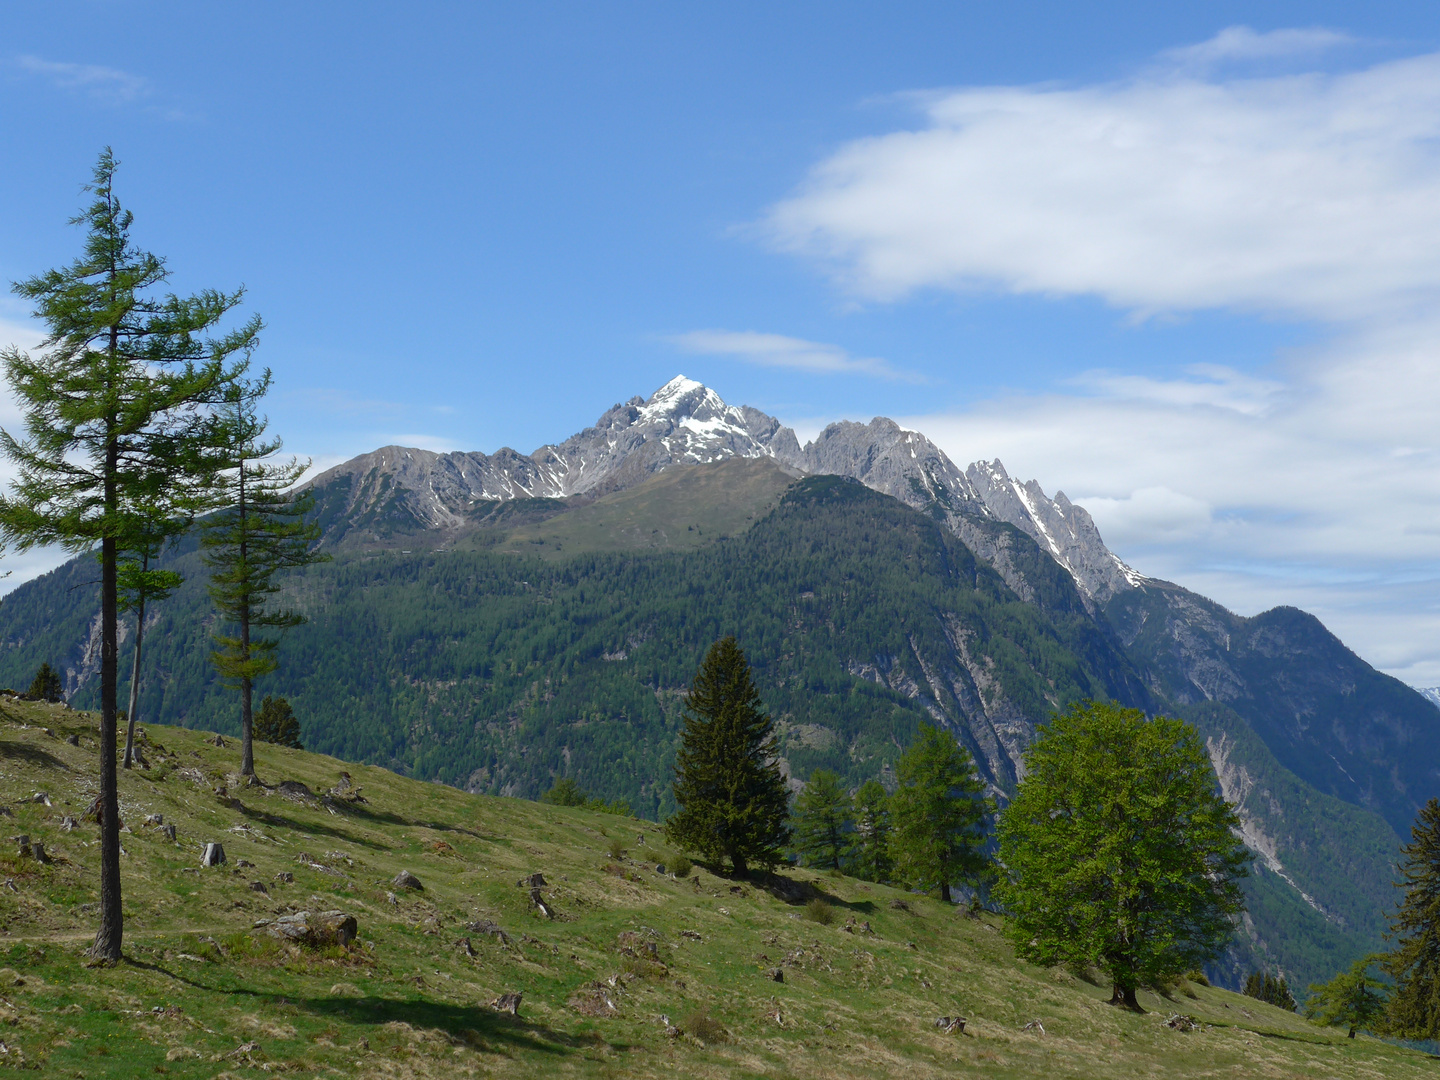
[
  {"xmin": 767, "ymin": 33, "xmax": 1440, "ymax": 321},
  {"xmin": 16, "ymin": 55, "xmax": 149, "ymax": 106},
  {"xmin": 1159, "ymin": 26, "xmax": 1355, "ymax": 69},
  {"xmin": 670, "ymin": 329, "xmax": 923, "ymax": 382},
  {"xmin": 1069, "ymin": 364, "xmax": 1285, "ymax": 416}
]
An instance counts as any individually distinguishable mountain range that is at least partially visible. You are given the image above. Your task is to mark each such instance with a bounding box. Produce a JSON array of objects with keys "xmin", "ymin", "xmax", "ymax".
[{"xmin": 1, "ymin": 374, "xmax": 1435, "ymax": 990}]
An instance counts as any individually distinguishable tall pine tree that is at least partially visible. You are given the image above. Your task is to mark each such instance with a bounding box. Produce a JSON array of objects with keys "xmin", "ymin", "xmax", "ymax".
[
  {"xmin": 665, "ymin": 636, "xmax": 790, "ymax": 878},
  {"xmin": 202, "ymin": 393, "xmax": 327, "ymax": 777},
  {"xmin": 851, "ymin": 778, "xmax": 894, "ymax": 884},
  {"xmin": 0, "ymin": 149, "xmax": 253, "ymax": 960},
  {"xmin": 1386, "ymin": 797, "xmax": 1440, "ymax": 1037},
  {"xmin": 889, "ymin": 723, "xmax": 989, "ymax": 903},
  {"xmin": 791, "ymin": 768, "xmax": 853, "ymax": 870}
]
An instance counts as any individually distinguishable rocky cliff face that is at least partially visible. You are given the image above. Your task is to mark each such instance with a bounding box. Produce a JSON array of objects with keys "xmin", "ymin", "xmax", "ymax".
[{"xmin": 306, "ymin": 375, "xmax": 1145, "ymax": 607}]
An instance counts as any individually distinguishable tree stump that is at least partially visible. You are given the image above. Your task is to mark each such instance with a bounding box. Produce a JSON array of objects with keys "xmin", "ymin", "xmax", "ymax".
[
  {"xmin": 489, "ymin": 992, "xmax": 522, "ymax": 1016},
  {"xmin": 201, "ymin": 842, "xmax": 226, "ymax": 867},
  {"xmin": 162, "ymin": 824, "xmax": 177, "ymax": 841}
]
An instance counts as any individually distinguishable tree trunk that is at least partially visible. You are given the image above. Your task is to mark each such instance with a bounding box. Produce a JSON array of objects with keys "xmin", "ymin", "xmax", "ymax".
[
  {"xmin": 121, "ymin": 588, "xmax": 145, "ymax": 769},
  {"xmin": 1109, "ymin": 983, "xmax": 1143, "ymax": 1012},
  {"xmin": 1348, "ymin": 1026, "xmax": 1356, "ymax": 1039},
  {"xmin": 940, "ymin": 882, "xmax": 952, "ymax": 904},
  {"xmin": 240, "ymin": 671, "xmax": 253, "ymax": 775},
  {"xmin": 90, "ymin": 530, "xmax": 122, "ymax": 961},
  {"xmin": 731, "ymin": 850, "xmax": 748, "ymax": 880},
  {"xmin": 238, "ymin": 465, "xmax": 255, "ymax": 777}
]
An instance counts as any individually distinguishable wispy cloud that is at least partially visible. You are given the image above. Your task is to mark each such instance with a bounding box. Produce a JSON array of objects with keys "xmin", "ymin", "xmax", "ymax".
[
  {"xmin": 16, "ymin": 55, "xmax": 150, "ymax": 106},
  {"xmin": 1159, "ymin": 26, "xmax": 1355, "ymax": 69},
  {"xmin": 767, "ymin": 31, "xmax": 1440, "ymax": 322},
  {"xmin": 1068, "ymin": 364, "xmax": 1286, "ymax": 416},
  {"xmin": 670, "ymin": 329, "xmax": 924, "ymax": 382}
]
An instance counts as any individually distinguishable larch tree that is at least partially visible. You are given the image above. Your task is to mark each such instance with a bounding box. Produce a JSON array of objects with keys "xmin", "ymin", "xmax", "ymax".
[
  {"xmin": 791, "ymin": 768, "xmax": 854, "ymax": 870},
  {"xmin": 1385, "ymin": 797, "xmax": 1440, "ymax": 1037},
  {"xmin": 118, "ymin": 522, "xmax": 183, "ymax": 768},
  {"xmin": 996, "ymin": 700, "xmax": 1249, "ymax": 1011},
  {"xmin": 1307, "ymin": 955, "xmax": 1389, "ymax": 1038},
  {"xmin": 201, "ymin": 393, "xmax": 326, "ymax": 777},
  {"xmin": 889, "ymin": 723, "xmax": 989, "ymax": 903},
  {"xmin": 665, "ymin": 636, "xmax": 790, "ymax": 878},
  {"xmin": 851, "ymin": 778, "xmax": 894, "ymax": 884},
  {"xmin": 0, "ymin": 149, "xmax": 254, "ymax": 961}
]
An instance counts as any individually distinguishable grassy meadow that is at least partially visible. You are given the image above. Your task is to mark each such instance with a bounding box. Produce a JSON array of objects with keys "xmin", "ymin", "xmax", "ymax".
[{"xmin": 0, "ymin": 696, "xmax": 1429, "ymax": 1078}]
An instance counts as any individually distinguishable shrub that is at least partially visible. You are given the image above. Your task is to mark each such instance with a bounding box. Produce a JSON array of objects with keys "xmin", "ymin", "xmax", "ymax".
[
  {"xmin": 1185, "ymin": 969, "xmax": 1210, "ymax": 987},
  {"xmin": 682, "ymin": 1007, "xmax": 730, "ymax": 1044},
  {"xmin": 542, "ymin": 778, "xmax": 586, "ymax": 807},
  {"xmin": 803, "ymin": 897, "xmax": 835, "ymax": 926},
  {"xmin": 669, "ymin": 854, "xmax": 692, "ymax": 879},
  {"xmin": 607, "ymin": 838, "xmax": 625, "ymax": 860}
]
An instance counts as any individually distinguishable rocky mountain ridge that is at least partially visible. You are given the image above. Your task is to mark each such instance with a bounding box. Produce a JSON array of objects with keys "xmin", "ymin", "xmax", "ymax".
[{"xmin": 308, "ymin": 375, "xmax": 1141, "ymax": 604}]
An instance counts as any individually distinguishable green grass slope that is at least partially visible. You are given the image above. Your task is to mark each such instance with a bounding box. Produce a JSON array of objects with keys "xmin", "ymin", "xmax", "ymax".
[
  {"xmin": 490, "ymin": 457, "xmax": 798, "ymax": 559},
  {"xmin": 0, "ymin": 700, "xmax": 1430, "ymax": 1079}
]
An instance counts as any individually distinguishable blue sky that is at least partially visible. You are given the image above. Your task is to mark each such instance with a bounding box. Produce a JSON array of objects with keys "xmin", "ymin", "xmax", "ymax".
[{"xmin": 5, "ymin": 3, "xmax": 1440, "ymax": 683}]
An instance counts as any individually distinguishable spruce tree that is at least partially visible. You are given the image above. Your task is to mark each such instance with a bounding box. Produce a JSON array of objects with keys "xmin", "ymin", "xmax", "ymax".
[
  {"xmin": 889, "ymin": 723, "xmax": 989, "ymax": 903},
  {"xmin": 791, "ymin": 768, "xmax": 853, "ymax": 870},
  {"xmin": 1386, "ymin": 797, "xmax": 1440, "ymax": 1037},
  {"xmin": 253, "ymin": 695, "xmax": 303, "ymax": 749},
  {"xmin": 665, "ymin": 636, "xmax": 790, "ymax": 878},
  {"xmin": 201, "ymin": 394, "xmax": 326, "ymax": 776},
  {"xmin": 0, "ymin": 149, "xmax": 253, "ymax": 960},
  {"xmin": 851, "ymin": 778, "xmax": 894, "ymax": 884},
  {"xmin": 996, "ymin": 701, "xmax": 1249, "ymax": 1011},
  {"xmin": 24, "ymin": 662, "xmax": 63, "ymax": 703}
]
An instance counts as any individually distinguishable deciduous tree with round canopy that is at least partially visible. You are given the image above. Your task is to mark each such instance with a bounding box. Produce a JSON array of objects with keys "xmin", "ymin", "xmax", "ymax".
[{"xmin": 996, "ymin": 700, "xmax": 1249, "ymax": 1011}]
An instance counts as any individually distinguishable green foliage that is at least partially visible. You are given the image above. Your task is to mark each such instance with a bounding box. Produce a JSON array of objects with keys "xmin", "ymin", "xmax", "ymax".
[
  {"xmin": 254, "ymin": 695, "xmax": 303, "ymax": 749},
  {"xmin": 1306, "ymin": 954, "xmax": 1389, "ymax": 1038},
  {"xmin": 665, "ymin": 637, "xmax": 791, "ymax": 878},
  {"xmin": 803, "ymin": 897, "xmax": 836, "ymax": 925},
  {"xmin": 668, "ymin": 854, "xmax": 692, "ymax": 878},
  {"xmin": 1245, "ymin": 972, "xmax": 1297, "ymax": 1011},
  {"xmin": 201, "ymin": 392, "xmax": 327, "ymax": 774},
  {"xmin": 541, "ymin": 777, "xmax": 631, "ymax": 815},
  {"xmin": 0, "ymin": 149, "xmax": 255, "ymax": 961},
  {"xmin": 889, "ymin": 724, "xmax": 988, "ymax": 903},
  {"xmin": 791, "ymin": 768, "xmax": 853, "ymax": 870},
  {"xmin": 542, "ymin": 778, "xmax": 586, "ymax": 806},
  {"xmin": 24, "ymin": 662, "xmax": 62, "ymax": 703},
  {"xmin": 1386, "ymin": 797, "xmax": 1440, "ymax": 1038},
  {"xmin": 996, "ymin": 701, "xmax": 1250, "ymax": 1009},
  {"xmin": 850, "ymin": 779, "xmax": 894, "ymax": 884}
]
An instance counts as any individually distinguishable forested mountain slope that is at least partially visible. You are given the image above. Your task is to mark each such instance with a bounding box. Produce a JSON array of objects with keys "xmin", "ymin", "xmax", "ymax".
[{"xmin": 1108, "ymin": 580, "xmax": 1440, "ymax": 839}]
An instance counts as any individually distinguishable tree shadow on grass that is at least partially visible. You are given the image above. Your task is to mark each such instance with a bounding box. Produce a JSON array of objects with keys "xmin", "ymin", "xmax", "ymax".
[
  {"xmin": 335, "ymin": 801, "xmax": 502, "ymax": 843},
  {"xmin": 121, "ymin": 955, "xmax": 593, "ymax": 1058},
  {"xmin": 235, "ymin": 805, "xmax": 388, "ymax": 850},
  {"xmin": 300, "ymin": 994, "xmax": 595, "ymax": 1056},
  {"xmin": 753, "ymin": 871, "xmax": 876, "ymax": 912},
  {"xmin": 0, "ymin": 740, "xmax": 69, "ymax": 770}
]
